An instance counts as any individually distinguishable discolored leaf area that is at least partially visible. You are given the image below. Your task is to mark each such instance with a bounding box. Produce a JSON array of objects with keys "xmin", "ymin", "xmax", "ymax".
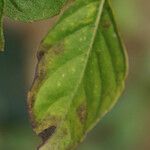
[
  {"xmin": 0, "ymin": 0, "xmax": 4, "ymax": 51},
  {"xmin": 5, "ymin": 0, "xmax": 67, "ymax": 22},
  {"xmin": 28, "ymin": 0, "xmax": 128, "ymax": 149}
]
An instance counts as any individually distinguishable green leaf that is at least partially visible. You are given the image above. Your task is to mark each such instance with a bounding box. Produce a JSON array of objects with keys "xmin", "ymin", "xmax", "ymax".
[
  {"xmin": 5, "ymin": 0, "xmax": 67, "ymax": 22},
  {"xmin": 0, "ymin": 0, "xmax": 4, "ymax": 51},
  {"xmin": 0, "ymin": 0, "xmax": 68, "ymax": 51},
  {"xmin": 28, "ymin": 0, "xmax": 128, "ymax": 149}
]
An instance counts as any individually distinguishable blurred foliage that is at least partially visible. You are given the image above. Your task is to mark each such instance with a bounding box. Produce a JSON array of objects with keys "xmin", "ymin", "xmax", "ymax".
[{"xmin": 0, "ymin": 0, "xmax": 150, "ymax": 150}]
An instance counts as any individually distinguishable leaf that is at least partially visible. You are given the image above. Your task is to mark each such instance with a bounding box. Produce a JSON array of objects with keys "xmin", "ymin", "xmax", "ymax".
[
  {"xmin": 28, "ymin": 0, "xmax": 128, "ymax": 149},
  {"xmin": 0, "ymin": 0, "xmax": 4, "ymax": 51},
  {"xmin": 5, "ymin": 0, "xmax": 67, "ymax": 22},
  {"xmin": 0, "ymin": 0, "xmax": 68, "ymax": 51}
]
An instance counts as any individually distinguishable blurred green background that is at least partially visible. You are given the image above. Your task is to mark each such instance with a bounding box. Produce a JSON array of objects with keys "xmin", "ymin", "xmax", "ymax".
[{"xmin": 0, "ymin": 0, "xmax": 150, "ymax": 150}]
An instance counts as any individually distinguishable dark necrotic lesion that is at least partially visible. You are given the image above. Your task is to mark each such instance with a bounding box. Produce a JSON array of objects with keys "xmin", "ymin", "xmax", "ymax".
[{"xmin": 39, "ymin": 126, "xmax": 57, "ymax": 142}]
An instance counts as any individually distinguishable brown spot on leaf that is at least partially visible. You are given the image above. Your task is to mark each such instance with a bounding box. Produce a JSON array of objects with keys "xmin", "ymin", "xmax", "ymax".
[
  {"xmin": 62, "ymin": 128, "xmax": 68, "ymax": 136},
  {"xmin": 39, "ymin": 126, "xmax": 56, "ymax": 142},
  {"xmin": 102, "ymin": 20, "xmax": 111, "ymax": 29},
  {"xmin": 52, "ymin": 42, "xmax": 64, "ymax": 55},
  {"xmin": 37, "ymin": 50, "xmax": 45, "ymax": 61},
  {"xmin": 77, "ymin": 104, "xmax": 87, "ymax": 124},
  {"xmin": 37, "ymin": 44, "xmax": 51, "ymax": 61}
]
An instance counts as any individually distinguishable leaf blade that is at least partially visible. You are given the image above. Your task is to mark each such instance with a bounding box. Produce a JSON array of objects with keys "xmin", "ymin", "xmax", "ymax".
[{"xmin": 28, "ymin": 0, "xmax": 128, "ymax": 149}]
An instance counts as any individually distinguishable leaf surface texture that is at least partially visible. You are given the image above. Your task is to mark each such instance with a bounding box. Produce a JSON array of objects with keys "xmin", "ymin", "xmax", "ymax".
[{"xmin": 5, "ymin": 0, "xmax": 67, "ymax": 21}]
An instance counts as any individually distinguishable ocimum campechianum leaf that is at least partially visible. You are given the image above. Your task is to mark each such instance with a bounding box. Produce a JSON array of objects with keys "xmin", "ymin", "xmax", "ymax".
[
  {"xmin": 0, "ymin": 0, "xmax": 68, "ymax": 51},
  {"xmin": 28, "ymin": 0, "xmax": 128, "ymax": 149}
]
